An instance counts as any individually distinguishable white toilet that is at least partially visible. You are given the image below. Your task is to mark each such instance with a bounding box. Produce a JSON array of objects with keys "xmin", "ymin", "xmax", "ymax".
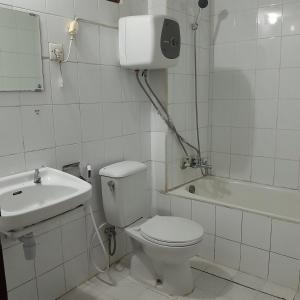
[{"xmin": 100, "ymin": 161, "xmax": 204, "ymax": 296}]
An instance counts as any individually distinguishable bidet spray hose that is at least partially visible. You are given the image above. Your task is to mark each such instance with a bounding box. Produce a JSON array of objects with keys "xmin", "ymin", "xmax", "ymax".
[{"xmin": 88, "ymin": 205, "xmax": 116, "ymax": 286}]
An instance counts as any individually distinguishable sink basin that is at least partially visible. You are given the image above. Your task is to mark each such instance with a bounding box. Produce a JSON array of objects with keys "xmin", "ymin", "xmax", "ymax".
[{"xmin": 0, "ymin": 167, "xmax": 92, "ymax": 232}]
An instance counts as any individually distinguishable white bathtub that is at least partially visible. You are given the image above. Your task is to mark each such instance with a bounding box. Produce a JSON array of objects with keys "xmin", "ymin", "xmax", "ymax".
[
  {"xmin": 169, "ymin": 176, "xmax": 300, "ymax": 224},
  {"xmin": 164, "ymin": 176, "xmax": 300, "ymax": 289}
]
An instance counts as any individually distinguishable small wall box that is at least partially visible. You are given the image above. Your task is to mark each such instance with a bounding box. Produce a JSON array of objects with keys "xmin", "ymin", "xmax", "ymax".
[{"xmin": 119, "ymin": 15, "xmax": 181, "ymax": 70}]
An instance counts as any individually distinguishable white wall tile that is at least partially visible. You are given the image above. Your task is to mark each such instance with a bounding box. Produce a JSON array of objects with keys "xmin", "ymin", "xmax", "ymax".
[
  {"xmin": 0, "ymin": 107, "xmax": 23, "ymax": 156},
  {"xmin": 99, "ymin": 27, "xmax": 119, "ymax": 66},
  {"xmin": 251, "ymin": 157, "xmax": 274, "ymax": 185},
  {"xmin": 122, "ymin": 102, "xmax": 140, "ymax": 135},
  {"xmin": 103, "ymin": 103, "xmax": 123, "ymax": 138},
  {"xmin": 232, "ymin": 71, "xmax": 254, "ymax": 100},
  {"xmin": 61, "ymin": 218, "xmax": 87, "ymax": 261},
  {"xmin": 230, "ymin": 155, "xmax": 251, "ymax": 181},
  {"xmin": 283, "ymin": 2, "xmax": 300, "ymax": 36},
  {"xmin": 35, "ymin": 228, "xmax": 63, "ymax": 276},
  {"xmin": 25, "ymin": 148, "xmax": 56, "ymax": 170},
  {"xmin": 212, "ymin": 127, "xmax": 231, "ymax": 153},
  {"xmin": 215, "ymin": 237, "xmax": 241, "ymax": 269},
  {"xmin": 3, "ymin": 243, "xmax": 35, "ymax": 290},
  {"xmin": 256, "ymin": 37, "xmax": 281, "ymax": 69},
  {"xmin": 197, "ymin": 233, "xmax": 215, "ymax": 261},
  {"xmin": 0, "ymin": 153, "xmax": 25, "ymax": 177},
  {"xmin": 269, "ymin": 252, "xmax": 300, "ymax": 289},
  {"xmin": 8, "ymin": 280, "xmax": 38, "ymax": 300},
  {"xmin": 78, "ymin": 63, "xmax": 101, "ymax": 103},
  {"xmin": 53, "ymin": 104, "xmax": 81, "ymax": 146},
  {"xmin": 74, "ymin": 0, "xmax": 98, "ymax": 21},
  {"xmin": 271, "ymin": 219, "xmax": 300, "ymax": 259},
  {"xmin": 45, "ymin": 0, "xmax": 74, "ymax": 16},
  {"xmin": 235, "ymin": 40, "xmax": 256, "ymax": 70},
  {"xmin": 192, "ymin": 201, "xmax": 215, "ymax": 234},
  {"xmin": 76, "ymin": 23, "xmax": 100, "ymax": 64},
  {"xmin": 251, "ymin": 129, "xmax": 276, "ymax": 158},
  {"xmin": 98, "ymin": 0, "xmax": 119, "ymax": 26},
  {"xmin": 13, "ymin": 0, "xmax": 46, "ymax": 11},
  {"xmin": 122, "ymin": 134, "xmax": 141, "ymax": 161},
  {"xmin": 250, "ymin": 100, "xmax": 277, "ymax": 129},
  {"xmin": 211, "ymin": 152, "xmax": 230, "ymax": 177},
  {"xmin": 278, "ymin": 101, "xmax": 300, "ymax": 130},
  {"xmin": 37, "ymin": 266, "xmax": 65, "ymax": 300},
  {"xmin": 80, "ymin": 103, "xmax": 103, "ymax": 142},
  {"xmin": 99, "ymin": 66, "xmax": 123, "ymax": 102},
  {"xmin": 242, "ymin": 212, "xmax": 271, "ymax": 250},
  {"xmin": 21, "ymin": 105, "xmax": 55, "ymax": 151},
  {"xmin": 171, "ymin": 196, "xmax": 191, "ymax": 219},
  {"xmin": 50, "ymin": 62, "xmax": 79, "ymax": 104},
  {"xmin": 64, "ymin": 252, "xmax": 89, "ymax": 291},
  {"xmin": 230, "ymin": 100, "xmax": 250, "ymax": 127},
  {"xmin": 281, "ymin": 35, "xmax": 300, "ymax": 68},
  {"xmin": 276, "ymin": 130, "xmax": 300, "ymax": 161},
  {"xmin": 255, "ymin": 70, "xmax": 279, "ymax": 100},
  {"xmin": 231, "ymin": 128, "xmax": 251, "ymax": 155},
  {"xmin": 274, "ymin": 159, "xmax": 299, "ymax": 189},
  {"xmin": 279, "ymin": 69, "xmax": 300, "ymax": 99},
  {"xmin": 235, "ymin": 10, "xmax": 257, "ymax": 41},
  {"xmin": 151, "ymin": 132, "xmax": 166, "ymax": 163},
  {"xmin": 156, "ymin": 193, "xmax": 171, "ymax": 216},
  {"xmin": 258, "ymin": 6, "xmax": 282, "ymax": 38},
  {"xmin": 216, "ymin": 206, "xmax": 242, "ymax": 242},
  {"xmin": 240, "ymin": 245, "xmax": 269, "ymax": 279},
  {"xmin": 103, "ymin": 137, "xmax": 122, "ymax": 164}
]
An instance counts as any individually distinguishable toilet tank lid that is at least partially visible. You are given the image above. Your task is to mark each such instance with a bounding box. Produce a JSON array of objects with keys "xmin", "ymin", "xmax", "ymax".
[{"xmin": 99, "ymin": 161, "xmax": 147, "ymax": 178}]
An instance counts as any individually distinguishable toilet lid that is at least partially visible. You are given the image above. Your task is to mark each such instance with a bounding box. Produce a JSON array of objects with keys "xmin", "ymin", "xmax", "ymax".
[{"xmin": 140, "ymin": 216, "xmax": 204, "ymax": 247}]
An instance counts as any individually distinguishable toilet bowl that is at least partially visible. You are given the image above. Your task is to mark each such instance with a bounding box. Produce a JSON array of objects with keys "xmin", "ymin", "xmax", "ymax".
[
  {"xmin": 125, "ymin": 215, "xmax": 204, "ymax": 296},
  {"xmin": 99, "ymin": 161, "xmax": 204, "ymax": 296}
]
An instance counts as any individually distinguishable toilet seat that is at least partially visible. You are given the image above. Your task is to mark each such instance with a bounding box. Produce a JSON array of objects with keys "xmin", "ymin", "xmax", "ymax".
[{"xmin": 140, "ymin": 216, "xmax": 204, "ymax": 247}]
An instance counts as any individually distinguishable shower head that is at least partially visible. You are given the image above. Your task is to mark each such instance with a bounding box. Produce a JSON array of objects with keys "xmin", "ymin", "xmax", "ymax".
[{"xmin": 198, "ymin": 0, "xmax": 208, "ymax": 9}]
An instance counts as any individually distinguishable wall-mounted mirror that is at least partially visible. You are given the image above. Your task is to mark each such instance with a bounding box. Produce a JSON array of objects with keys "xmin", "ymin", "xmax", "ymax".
[{"xmin": 0, "ymin": 7, "xmax": 43, "ymax": 92}]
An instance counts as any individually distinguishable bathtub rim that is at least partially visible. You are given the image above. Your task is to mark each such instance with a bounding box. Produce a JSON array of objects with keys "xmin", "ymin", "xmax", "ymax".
[{"xmin": 167, "ymin": 176, "xmax": 300, "ymax": 225}]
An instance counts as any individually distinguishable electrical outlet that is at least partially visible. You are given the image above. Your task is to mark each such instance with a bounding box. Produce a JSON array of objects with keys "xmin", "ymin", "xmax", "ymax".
[{"xmin": 49, "ymin": 43, "xmax": 64, "ymax": 62}]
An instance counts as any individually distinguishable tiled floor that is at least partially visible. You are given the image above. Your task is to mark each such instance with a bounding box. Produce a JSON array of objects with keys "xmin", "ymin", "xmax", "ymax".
[{"xmin": 59, "ymin": 258, "xmax": 300, "ymax": 300}]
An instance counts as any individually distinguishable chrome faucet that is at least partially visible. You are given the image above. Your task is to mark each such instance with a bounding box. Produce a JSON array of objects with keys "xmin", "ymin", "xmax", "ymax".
[
  {"xmin": 181, "ymin": 156, "xmax": 212, "ymax": 176},
  {"xmin": 34, "ymin": 169, "xmax": 41, "ymax": 184}
]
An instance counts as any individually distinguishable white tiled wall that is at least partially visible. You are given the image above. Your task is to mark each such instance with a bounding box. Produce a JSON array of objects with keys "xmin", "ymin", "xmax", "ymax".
[
  {"xmin": 210, "ymin": 0, "xmax": 300, "ymax": 189},
  {"xmin": 158, "ymin": 193, "xmax": 300, "ymax": 290},
  {"xmin": 3, "ymin": 207, "xmax": 128, "ymax": 300},
  {"xmin": 0, "ymin": 0, "xmax": 150, "ymax": 299}
]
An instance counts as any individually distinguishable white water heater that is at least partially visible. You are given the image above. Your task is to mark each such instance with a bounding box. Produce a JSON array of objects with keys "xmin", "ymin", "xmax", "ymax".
[{"xmin": 119, "ymin": 15, "xmax": 181, "ymax": 70}]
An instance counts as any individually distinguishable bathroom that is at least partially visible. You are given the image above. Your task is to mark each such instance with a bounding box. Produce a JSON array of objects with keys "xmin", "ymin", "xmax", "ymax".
[{"xmin": 0, "ymin": 0, "xmax": 300, "ymax": 299}]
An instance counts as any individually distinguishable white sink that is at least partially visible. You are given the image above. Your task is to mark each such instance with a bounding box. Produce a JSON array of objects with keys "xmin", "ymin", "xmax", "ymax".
[{"xmin": 0, "ymin": 167, "xmax": 92, "ymax": 232}]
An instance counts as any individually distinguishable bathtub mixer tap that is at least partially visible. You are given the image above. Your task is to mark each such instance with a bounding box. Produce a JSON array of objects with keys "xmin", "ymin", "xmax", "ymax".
[
  {"xmin": 34, "ymin": 168, "xmax": 42, "ymax": 184},
  {"xmin": 181, "ymin": 156, "xmax": 212, "ymax": 176}
]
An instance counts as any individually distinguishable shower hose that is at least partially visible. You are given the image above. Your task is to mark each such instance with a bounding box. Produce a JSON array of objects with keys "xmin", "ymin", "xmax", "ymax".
[{"xmin": 135, "ymin": 7, "xmax": 205, "ymax": 175}]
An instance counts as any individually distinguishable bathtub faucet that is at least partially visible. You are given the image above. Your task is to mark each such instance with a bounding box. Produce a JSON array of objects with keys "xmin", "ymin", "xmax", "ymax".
[{"xmin": 181, "ymin": 156, "xmax": 212, "ymax": 176}]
